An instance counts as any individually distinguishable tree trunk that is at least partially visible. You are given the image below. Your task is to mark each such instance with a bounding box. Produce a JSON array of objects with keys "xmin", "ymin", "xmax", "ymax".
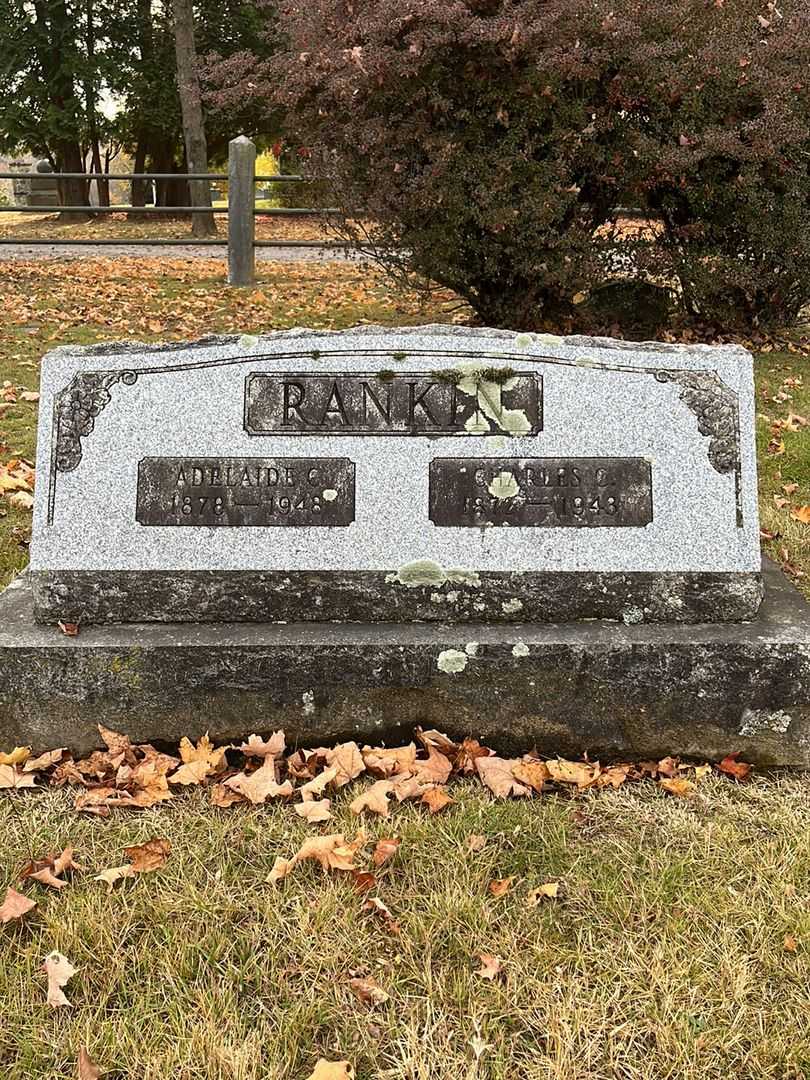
[
  {"xmin": 172, "ymin": 0, "xmax": 216, "ymax": 238},
  {"xmin": 130, "ymin": 135, "xmax": 148, "ymax": 211},
  {"xmin": 84, "ymin": 0, "xmax": 108, "ymax": 207},
  {"xmin": 55, "ymin": 140, "xmax": 91, "ymax": 223}
]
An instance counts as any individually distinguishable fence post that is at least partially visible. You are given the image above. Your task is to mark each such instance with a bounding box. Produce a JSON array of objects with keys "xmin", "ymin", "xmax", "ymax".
[{"xmin": 228, "ymin": 135, "xmax": 256, "ymax": 286}]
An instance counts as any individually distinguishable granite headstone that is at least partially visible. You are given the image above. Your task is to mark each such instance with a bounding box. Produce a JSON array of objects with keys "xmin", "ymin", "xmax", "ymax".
[{"xmin": 29, "ymin": 325, "xmax": 762, "ymax": 624}]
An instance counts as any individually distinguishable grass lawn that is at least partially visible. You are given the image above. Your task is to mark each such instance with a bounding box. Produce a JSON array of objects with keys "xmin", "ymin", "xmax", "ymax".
[{"xmin": 1, "ymin": 257, "xmax": 809, "ymax": 1080}]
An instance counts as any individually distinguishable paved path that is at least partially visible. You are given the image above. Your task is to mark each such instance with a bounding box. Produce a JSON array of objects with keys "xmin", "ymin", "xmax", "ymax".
[{"xmin": 0, "ymin": 242, "xmax": 359, "ymax": 263}]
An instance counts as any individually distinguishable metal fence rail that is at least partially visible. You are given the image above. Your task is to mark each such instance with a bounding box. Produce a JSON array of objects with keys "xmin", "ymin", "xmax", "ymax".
[{"xmin": 0, "ymin": 137, "xmax": 350, "ymax": 284}]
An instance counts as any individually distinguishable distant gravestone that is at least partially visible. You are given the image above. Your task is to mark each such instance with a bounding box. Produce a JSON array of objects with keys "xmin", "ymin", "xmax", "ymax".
[
  {"xmin": 3, "ymin": 324, "xmax": 809, "ymax": 766},
  {"xmin": 28, "ymin": 326, "xmax": 761, "ymax": 624}
]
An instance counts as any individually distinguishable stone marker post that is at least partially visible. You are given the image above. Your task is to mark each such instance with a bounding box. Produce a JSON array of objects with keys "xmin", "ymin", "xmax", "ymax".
[{"xmin": 228, "ymin": 136, "xmax": 256, "ymax": 287}]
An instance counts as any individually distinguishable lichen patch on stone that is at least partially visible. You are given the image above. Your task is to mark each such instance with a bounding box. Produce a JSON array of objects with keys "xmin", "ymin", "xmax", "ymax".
[
  {"xmin": 437, "ymin": 648, "xmax": 468, "ymax": 674},
  {"xmin": 386, "ymin": 559, "xmax": 481, "ymax": 589},
  {"xmin": 465, "ymin": 642, "xmax": 480, "ymax": 656},
  {"xmin": 512, "ymin": 642, "xmax": 530, "ymax": 657},
  {"xmin": 237, "ymin": 334, "xmax": 259, "ymax": 348},
  {"xmin": 739, "ymin": 708, "xmax": 792, "ymax": 736},
  {"xmin": 502, "ymin": 598, "xmax": 524, "ymax": 614},
  {"xmin": 322, "ymin": 489, "xmax": 338, "ymax": 502},
  {"xmin": 488, "ymin": 471, "xmax": 520, "ymax": 500}
]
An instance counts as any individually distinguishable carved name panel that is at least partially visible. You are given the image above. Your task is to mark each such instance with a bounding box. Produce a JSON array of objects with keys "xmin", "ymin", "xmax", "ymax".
[
  {"xmin": 429, "ymin": 457, "xmax": 653, "ymax": 527},
  {"xmin": 136, "ymin": 456, "xmax": 355, "ymax": 527},
  {"xmin": 244, "ymin": 371, "xmax": 543, "ymax": 436}
]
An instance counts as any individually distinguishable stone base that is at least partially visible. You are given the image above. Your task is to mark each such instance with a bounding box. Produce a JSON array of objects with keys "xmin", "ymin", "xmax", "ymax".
[
  {"xmin": 2, "ymin": 560, "xmax": 809, "ymax": 764},
  {"xmin": 29, "ymin": 567, "xmax": 764, "ymax": 625}
]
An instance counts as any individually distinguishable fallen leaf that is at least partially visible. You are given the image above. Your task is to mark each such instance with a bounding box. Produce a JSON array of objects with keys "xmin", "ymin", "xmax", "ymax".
[
  {"xmin": 716, "ymin": 752, "xmax": 753, "ymax": 781},
  {"xmin": 78, "ymin": 1046, "xmax": 101, "ymax": 1080},
  {"xmin": 268, "ymin": 832, "xmax": 366, "ymax": 883},
  {"xmin": 169, "ymin": 759, "xmax": 211, "ymax": 786},
  {"xmin": 655, "ymin": 756, "xmax": 681, "ymax": 778},
  {"xmin": 306, "ymin": 1061, "xmax": 355, "ymax": 1080},
  {"xmin": 372, "ymin": 837, "xmax": 401, "ymax": 866},
  {"xmin": 7, "ymin": 490, "xmax": 33, "ymax": 510},
  {"xmin": 0, "ymin": 746, "xmax": 30, "ymax": 766},
  {"xmin": 361, "ymin": 895, "xmax": 401, "ymax": 933},
  {"xmin": 0, "ymin": 764, "xmax": 38, "ymax": 790},
  {"xmin": 94, "ymin": 864, "xmax": 136, "ymax": 892},
  {"xmin": 58, "ymin": 621, "xmax": 80, "ymax": 636},
  {"xmin": 783, "ymin": 482, "xmax": 799, "ymax": 495},
  {"xmin": 349, "ymin": 779, "xmax": 394, "ymax": 817},
  {"xmin": 300, "ymin": 765, "xmax": 339, "ymax": 801},
  {"xmin": 659, "ymin": 777, "xmax": 696, "ymax": 798},
  {"xmin": 790, "ymin": 505, "xmax": 810, "ymax": 524},
  {"xmin": 19, "ymin": 390, "xmax": 39, "ymax": 403},
  {"xmin": 546, "ymin": 758, "xmax": 598, "ymax": 788},
  {"xmin": 23, "ymin": 748, "xmax": 66, "ymax": 772},
  {"xmin": 421, "ymin": 785, "xmax": 454, "ymax": 813},
  {"xmin": 325, "ymin": 742, "xmax": 366, "ymax": 786},
  {"xmin": 526, "ymin": 882, "xmax": 560, "ymax": 906},
  {"xmin": 488, "ymin": 877, "xmax": 514, "ymax": 897},
  {"xmin": 348, "ymin": 974, "xmax": 389, "ymax": 1006},
  {"xmin": 0, "ymin": 885, "xmax": 36, "ymax": 923},
  {"xmin": 224, "ymin": 759, "xmax": 293, "ymax": 805},
  {"xmin": 123, "ymin": 838, "xmax": 170, "ymax": 873},
  {"xmin": 467, "ymin": 834, "xmax": 487, "ymax": 853},
  {"xmin": 240, "ymin": 731, "xmax": 285, "ymax": 759},
  {"xmin": 22, "ymin": 847, "xmax": 84, "ymax": 889},
  {"xmin": 476, "ymin": 756, "xmax": 530, "ymax": 798},
  {"xmin": 178, "ymin": 733, "xmax": 228, "ymax": 774},
  {"xmin": 211, "ymin": 783, "xmax": 245, "ymax": 808},
  {"xmin": 97, "ymin": 724, "xmax": 133, "ymax": 762},
  {"xmin": 43, "ymin": 950, "xmax": 77, "ymax": 1007},
  {"xmin": 512, "ymin": 759, "xmax": 550, "ymax": 792},
  {"xmin": 412, "ymin": 745, "xmax": 453, "ymax": 785},
  {"xmin": 415, "ymin": 728, "xmax": 458, "ymax": 756},
  {"xmin": 350, "ymin": 870, "xmax": 377, "ymax": 894},
  {"xmin": 390, "ymin": 774, "xmax": 426, "ymax": 802},
  {"xmin": 295, "ymin": 798, "xmax": 332, "ymax": 822},
  {"xmin": 455, "ymin": 737, "xmax": 494, "ymax": 774},
  {"xmin": 361, "ymin": 743, "xmax": 417, "ymax": 777},
  {"xmin": 784, "ymin": 934, "xmax": 798, "ymax": 953},
  {"xmin": 475, "ymin": 953, "xmax": 504, "ymax": 980}
]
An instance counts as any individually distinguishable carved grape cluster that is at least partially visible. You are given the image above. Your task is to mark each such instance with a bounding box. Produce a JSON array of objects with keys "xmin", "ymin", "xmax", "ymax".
[{"xmin": 55, "ymin": 370, "xmax": 138, "ymax": 473}]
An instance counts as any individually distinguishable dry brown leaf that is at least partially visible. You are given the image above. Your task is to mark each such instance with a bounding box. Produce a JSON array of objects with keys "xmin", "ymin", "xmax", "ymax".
[
  {"xmin": 526, "ymin": 882, "xmax": 560, "ymax": 906},
  {"xmin": 594, "ymin": 764, "xmax": 631, "ymax": 790},
  {"xmin": 0, "ymin": 764, "xmax": 38, "ymax": 790},
  {"xmin": 74, "ymin": 788, "xmax": 115, "ymax": 815},
  {"xmin": 306, "ymin": 1061, "xmax": 355, "ymax": 1080},
  {"xmin": 300, "ymin": 764, "xmax": 339, "ymax": 801},
  {"xmin": 545, "ymin": 759, "xmax": 598, "ymax": 788},
  {"xmin": 350, "ymin": 870, "xmax": 377, "ymax": 894},
  {"xmin": 475, "ymin": 953, "xmax": 504, "ymax": 980},
  {"xmin": 415, "ymin": 728, "xmax": 458, "ymax": 756},
  {"xmin": 655, "ymin": 756, "xmax": 681, "ymax": 778},
  {"xmin": 224, "ymin": 759, "xmax": 293, "ymax": 805},
  {"xmin": 467, "ymin": 834, "xmax": 487, "ymax": 853},
  {"xmin": 178, "ymin": 733, "xmax": 228, "ymax": 774},
  {"xmin": 78, "ymin": 1046, "xmax": 101, "ymax": 1080},
  {"xmin": 325, "ymin": 742, "xmax": 366, "ymax": 787},
  {"xmin": 348, "ymin": 974, "xmax": 389, "ymax": 1006},
  {"xmin": 361, "ymin": 743, "xmax": 417, "ymax": 777},
  {"xmin": 716, "ymin": 753, "xmax": 753, "ymax": 781},
  {"xmin": 412, "ymin": 745, "xmax": 453, "ymax": 785},
  {"xmin": 19, "ymin": 390, "xmax": 40, "ymax": 403},
  {"xmin": 455, "ymin": 738, "xmax": 494, "ymax": 774},
  {"xmin": 421, "ymin": 785, "xmax": 454, "ymax": 813},
  {"xmin": 372, "ymin": 837, "xmax": 401, "ymax": 866},
  {"xmin": 123, "ymin": 838, "xmax": 170, "ymax": 873},
  {"xmin": 512, "ymin": 759, "xmax": 550, "ymax": 792},
  {"xmin": 123, "ymin": 762, "xmax": 175, "ymax": 808},
  {"xmin": 391, "ymin": 774, "xmax": 426, "ymax": 802},
  {"xmin": 23, "ymin": 748, "xmax": 66, "ymax": 773},
  {"xmin": 267, "ymin": 856, "xmax": 296, "ymax": 884},
  {"xmin": 350, "ymin": 779, "xmax": 394, "ymax": 817},
  {"xmin": 94, "ymin": 864, "xmax": 136, "ymax": 892},
  {"xmin": 169, "ymin": 759, "xmax": 211, "ymax": 786},
  {"xmin": 361, "ymin": 895, "xmax": 401, "ymax": 933},
  {"xmin": 659, "ymin": 777, "xmax": 696, "ymax": 798},
  {"xmin": 784, "ymin": 934, "xmax": 798, "ymax": 953},
  {"xmin": 268, "ymin": 832, "xmax": 366, "ymax": 883},
  {"xmin": 240, "ymin": 731, "xmax": 286, "ymax": 759},
  {"xmin": 476, "ymin": 756, "xmax": 530, "ymax": 798},
  {"xmin": 0, "ymin": 746, "xmax": 30, "ymax": 766},
  {"xmin": 0, "ymin": 885, "xmax": 36, "ymax": 923},
  {"xmin": 8, "ymin": 490, "xmax": 33, "ymax": 510},
  {"xmin": 96, "ymin": 724, "xmax": 133, "ymax": 762},
  {"xmin": 790, "ymin": 505, "xmax": 810, "ymax": 524},
  {"xmin": 295, "ymin": 798, "xmax": 332, "ymax": 823},
  {"xmin": 43, "ymin": 950, "xmax": 77, "ymax": 1008},
  {"xmin": 22, "ymin": 847, "xmax": 84, "ymax": 890},
  {"xmin": 488, "ymin": 877, "xmax": 514, "ymax": 897},
  {"xmin": 211, "ymin": 783, "xmax": 245, "ymax": 808}
]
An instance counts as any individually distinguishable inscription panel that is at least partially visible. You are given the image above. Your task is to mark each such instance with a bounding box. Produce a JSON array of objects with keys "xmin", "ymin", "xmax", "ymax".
[
  {"xmin": 244, "ymin": 371, "xmax": 543, "ymax": 436},
  {"xmin": 429, "ymin": 457, "xmax": 653, "ymax": 528},
  {"xmin": 136, "ymin": 457, "xmax": 355, "ymax": 527}
]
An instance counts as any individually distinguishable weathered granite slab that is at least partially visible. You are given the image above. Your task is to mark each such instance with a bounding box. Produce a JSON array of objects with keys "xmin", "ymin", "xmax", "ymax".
[
  {"xmin": 1, "ymin": 561, "xmax": 807, "ymax": 764},
  {"xmin": 29, "ymin": 325, "xmax": 762, "ymax": 623}
]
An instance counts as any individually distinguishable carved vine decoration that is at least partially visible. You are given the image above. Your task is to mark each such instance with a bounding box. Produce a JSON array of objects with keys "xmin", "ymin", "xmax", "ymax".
[
  {"xmin": 653, "ymin": 369, "xmax": 738, "ymax": 475},
  {"xmin": 54, "ymin": 370, "xmax": 138, "ymax": 473}
]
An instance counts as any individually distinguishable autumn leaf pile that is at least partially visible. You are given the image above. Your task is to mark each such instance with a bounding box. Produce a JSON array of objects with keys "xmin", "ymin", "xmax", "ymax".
[{"xmin": 1, "ymin": 724, "xmax": 753, "ymax": 817}]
